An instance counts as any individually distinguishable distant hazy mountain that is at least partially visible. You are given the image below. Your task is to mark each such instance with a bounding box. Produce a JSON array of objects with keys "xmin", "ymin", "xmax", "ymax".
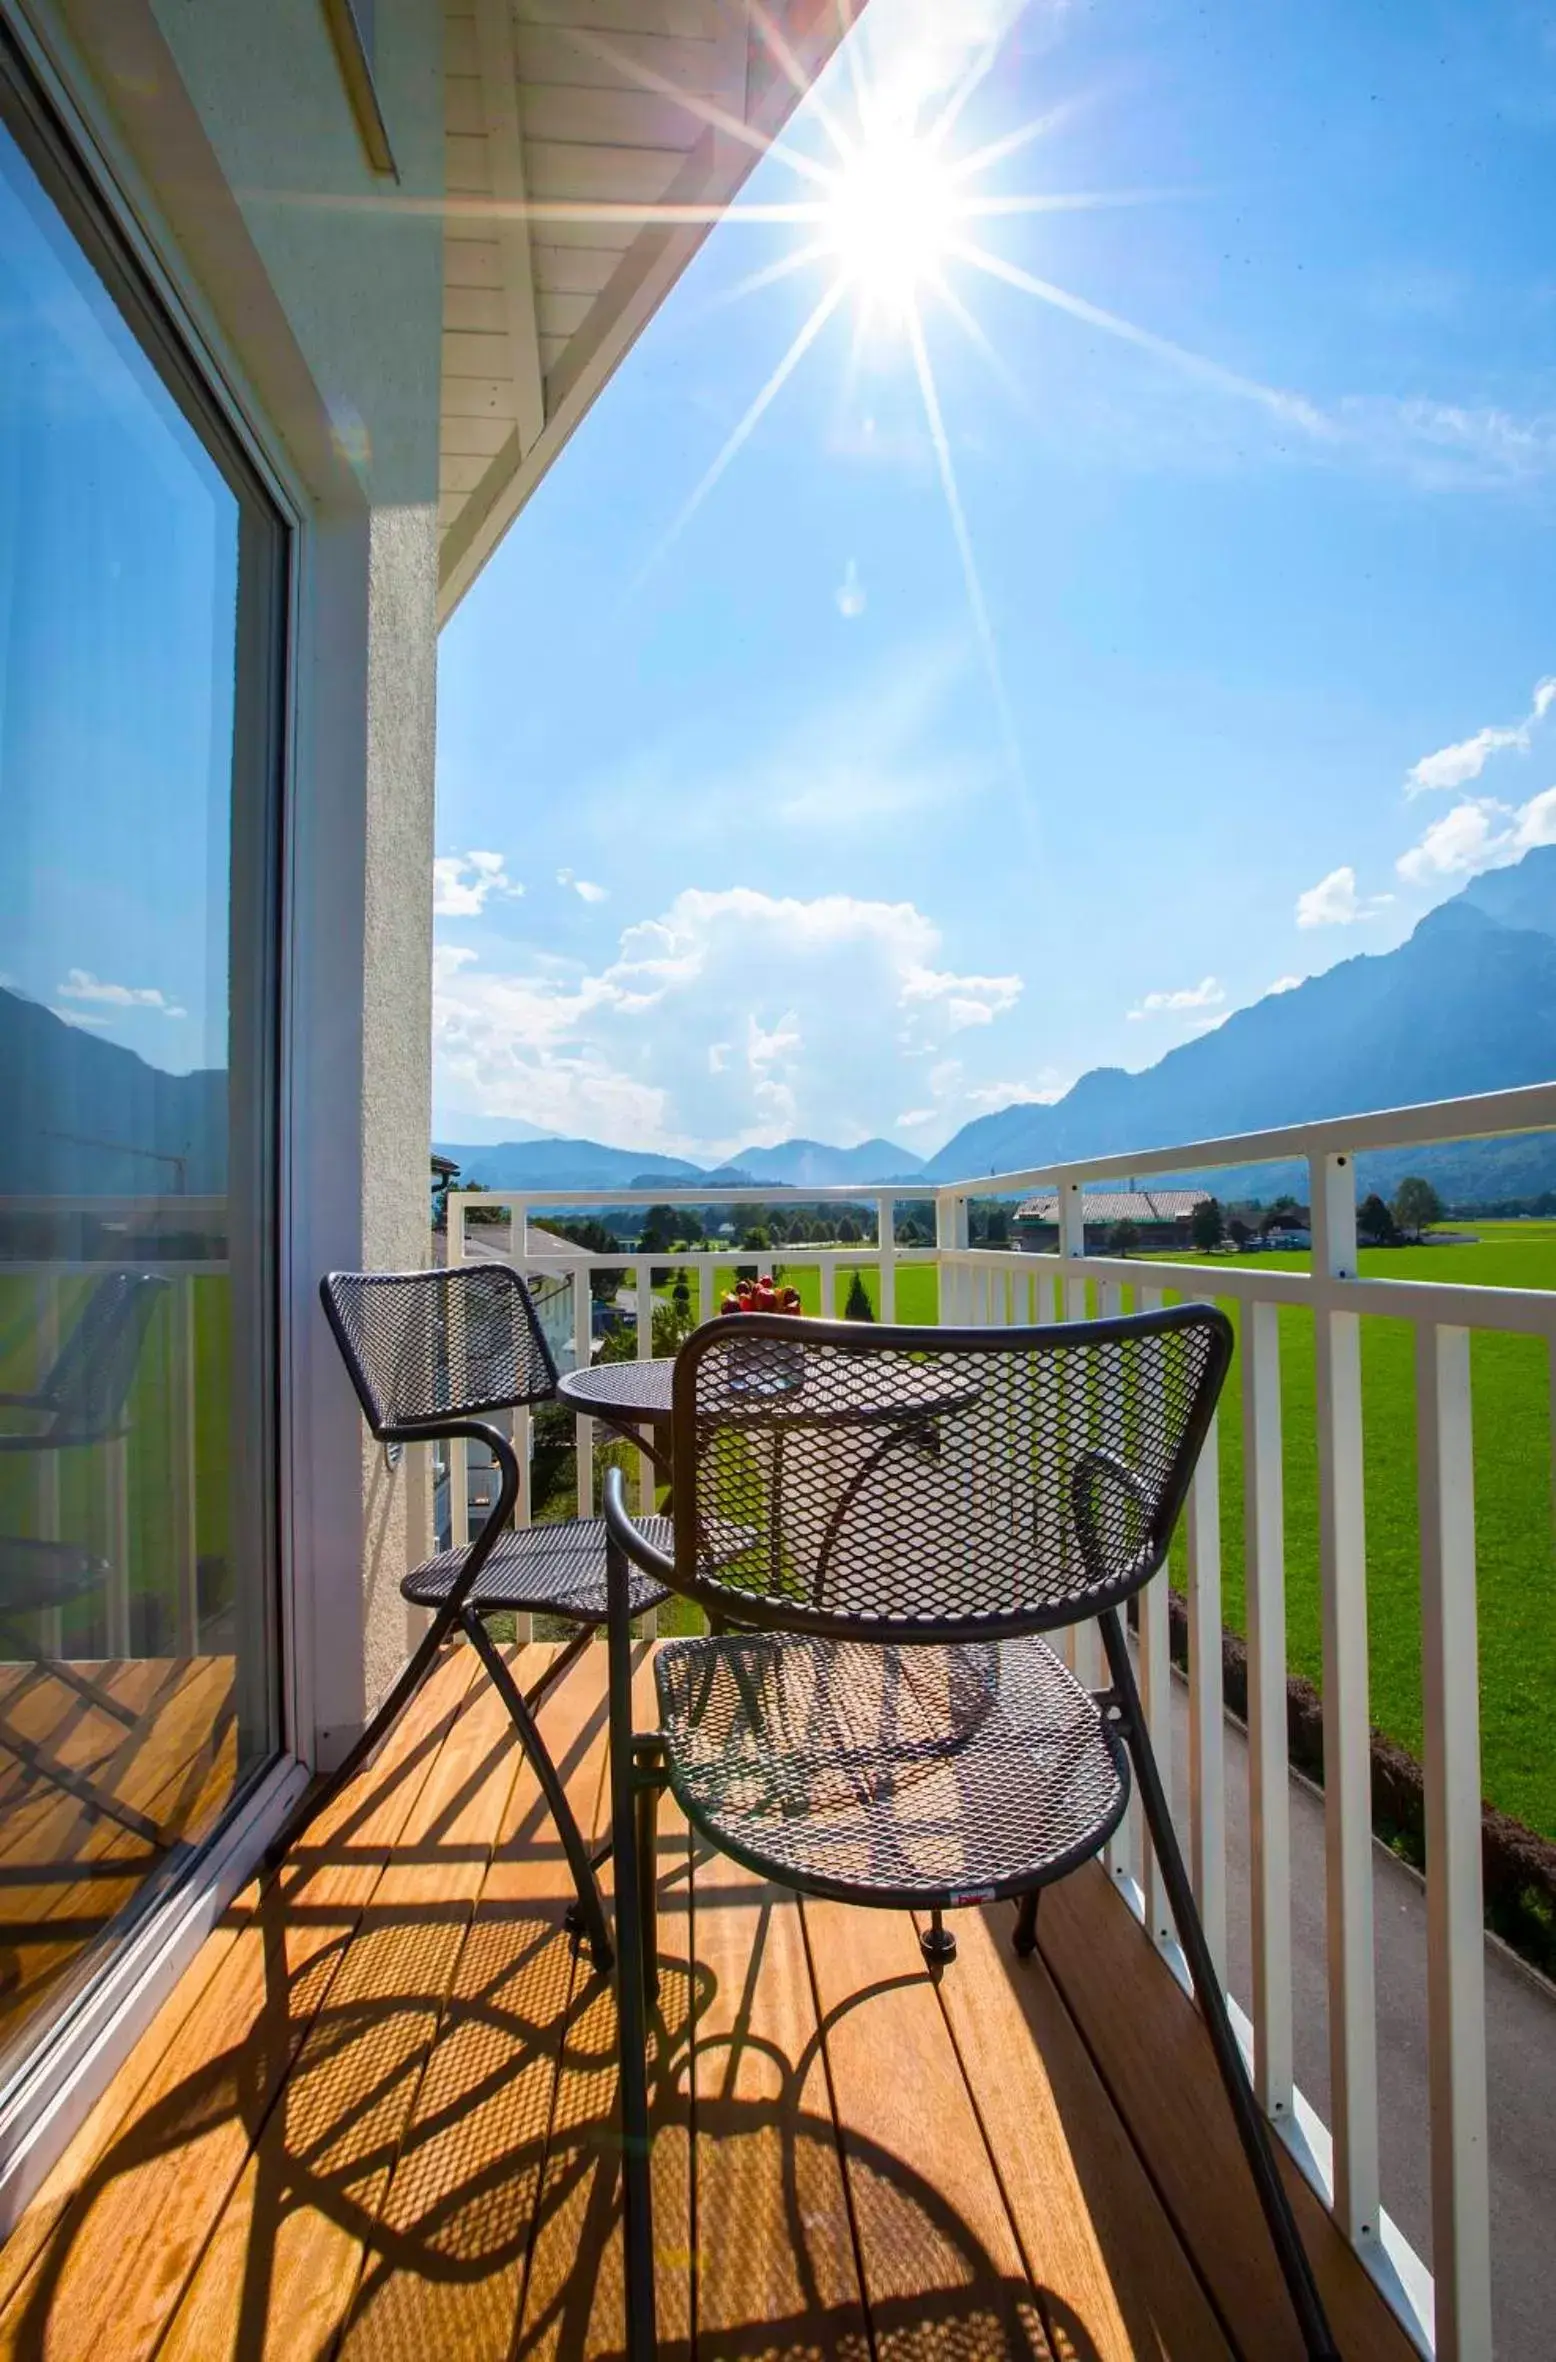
[
  {"xmin": 432, "ymin": 1132, "xmax": 923, "ymax": 1193},
  {"xmin": 432, "ymin": 1136, "xmax": 705, "ymax": 1191},
  {"xmin": 722, "ymin": 1137, "xmax": 924, "ymax": 1187},
  {"xmin": 924, "ymin": 846, "xmax": 1556, "ymax": 1194},
  {"xmin": 0, "ymin": 987, "xmax": 226, "ymax": 1195},
  {"xmin": 431, "ymin": 1110, "xmax": 557, "ymax": 1148}
]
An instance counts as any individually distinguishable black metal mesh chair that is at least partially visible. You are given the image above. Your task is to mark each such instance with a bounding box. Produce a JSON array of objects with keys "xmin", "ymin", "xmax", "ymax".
[
  {"xmin": 266, "ymin": 1265, "xmax": 669, "ymax": 1967},
  {"xmin": 0, "ymin": 1272, "xmax": 170, "ymax": 1842},
  {"xmin": 603, "ymin": 1305, "xmax": 1338, "ymax": 2362}
]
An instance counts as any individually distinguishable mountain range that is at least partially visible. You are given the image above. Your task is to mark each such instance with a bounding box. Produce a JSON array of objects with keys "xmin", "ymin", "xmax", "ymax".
[
  {"xmin": 437, "ymin": 845, "xmax": 1556, "ymax": 1203},
  {"xmin": 8, "ymin": 848, "xmax": 1555, "ymax": 1208}
]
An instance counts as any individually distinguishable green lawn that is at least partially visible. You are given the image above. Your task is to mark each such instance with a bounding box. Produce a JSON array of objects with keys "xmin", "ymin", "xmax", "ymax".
[
  {"xmin": 631, "ymin": 1229, "xmax": 1556, "ymax": 1838},
  {"xmin": 1140, "ymin": 1224, "xmax": 1556, "ymax": 1840}
]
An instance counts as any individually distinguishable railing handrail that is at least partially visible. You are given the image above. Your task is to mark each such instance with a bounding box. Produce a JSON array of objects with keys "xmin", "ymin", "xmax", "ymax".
[{"xmin": 927, "ymin": 1078, "xmax": 1556, "ymax": 1202}]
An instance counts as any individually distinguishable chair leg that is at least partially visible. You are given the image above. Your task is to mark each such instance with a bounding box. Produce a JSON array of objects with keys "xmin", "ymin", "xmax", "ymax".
[
  {"xmin": 607, "ymin": 1531, "xmax": 657, "ymax": 2362},
  {"xmin": 263, "ymin": 1594, "xmax": 465, "ymax": 1871},
  {"xmin": 464, "ymin": 1612, "xmax": 613, "ymax": 1972},
  {"xmin": 634, "ymin": 1733, "xmax": 666, "ymax": 2007},
  {"xmin": 920, "ymin": 1905, "xmax": 956, "ymax": 1965},
  {"xmin": 1013, "ymin": 1888, "xmax": 1041, "ymax": 1957},
  {"xmin": 1097, "ymin": 1609, "xmax": 1340, "ymax": 2362}
]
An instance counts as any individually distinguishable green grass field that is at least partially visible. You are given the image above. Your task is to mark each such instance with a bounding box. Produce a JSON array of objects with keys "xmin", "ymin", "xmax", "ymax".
[{"xmin": 635, "ymin": 1229, "xmax": 1556, "ymax": 1839}]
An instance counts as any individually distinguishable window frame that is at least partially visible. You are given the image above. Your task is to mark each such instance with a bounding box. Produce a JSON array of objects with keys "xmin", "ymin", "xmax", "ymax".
[{"xmin": 0, "ymin": 10, "xmax": 292, "ymax": 2154}]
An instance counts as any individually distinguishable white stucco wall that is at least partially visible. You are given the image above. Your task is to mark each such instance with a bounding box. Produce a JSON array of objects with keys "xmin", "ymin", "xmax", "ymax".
[{"xmin": 28, "ymin": 0, "xmax": 445, "ymax": 1750}]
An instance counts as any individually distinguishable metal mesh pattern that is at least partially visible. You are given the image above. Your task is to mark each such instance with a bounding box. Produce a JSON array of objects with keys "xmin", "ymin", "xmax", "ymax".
[
  {"xmin": 672, "ymin": 1304, "xmax": 1230, "ymax": 1641},
  {"xmin": 21, "ymin": 1273, "xmax": 168, "ymax": 1445},
  {"xmin": 320, "ymin": 1265, "xmax": 557, "ymax": 1433},
  {"xmin": 655, "ymin": 1632, "xmax": 1128, "ymax": 1904},
  {"xmin": 404, "ymin": 1515, "xmax": 669, "ymax": 1619}
]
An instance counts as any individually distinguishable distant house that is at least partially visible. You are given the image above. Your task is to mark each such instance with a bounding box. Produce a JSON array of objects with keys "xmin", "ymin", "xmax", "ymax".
[{"xmin": 1013, "ymin": 1187, "xmax": 1211, "ymax": 1253}]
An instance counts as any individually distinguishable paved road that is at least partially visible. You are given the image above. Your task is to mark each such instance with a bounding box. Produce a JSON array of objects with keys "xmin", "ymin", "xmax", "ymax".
[{"xmin": 1157, "ymin": 1670, "xmax": 1555, "ymax": 2361}]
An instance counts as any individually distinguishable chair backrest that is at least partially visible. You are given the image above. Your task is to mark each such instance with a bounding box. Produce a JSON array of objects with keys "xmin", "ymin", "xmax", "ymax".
[
  {"xmin": 320, "ymin": 1264, "xmax": 558, "ymax": 1437},
  {"xmin": 669, "ymin": 1302, "xmax": 1231, "ymax": 1642},
  {"xmin": 39, "ymin": 1272, "xmax": 169, "ymax": 1443}
]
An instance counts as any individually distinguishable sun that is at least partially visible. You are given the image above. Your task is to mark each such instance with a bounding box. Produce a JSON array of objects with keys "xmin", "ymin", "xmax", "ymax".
[{"xmin": 822, "ymin": 127, "xmax": 958, "ymax": 312}]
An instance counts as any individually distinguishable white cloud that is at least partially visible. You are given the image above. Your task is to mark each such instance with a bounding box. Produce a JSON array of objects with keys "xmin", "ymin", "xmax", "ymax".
[
  {"xmin": 1294, "ymin": 866, "xmax": 1392, "ymax": 929},
  {"xmin": 1267, "ymin": 974, "xmax": 1304, "ymax": 995},
  {"xmin": 56, "ymin": 968, "xmax": 185, "ymax": 1018},
  {"xmin": 557, "ymin": 867, "xmax": 609, "ymax": 904},
  {"xmin": 896, "ymin": 1107, "xmax": 939, "ymax": 1129},
  {"xmin": 1126, "ymin": 975, "xmax": 1224, "ymax": 1021},
  {"xmin": 433, "ymin": 849, "xmax": 523, "ymax": 918},
  {"xmin": 433, "ymin": 886, "xmax": 1025, "ymax": 1159},
  {"xmin": 834, "ymin": 558, "xmax": 866, "ymax": 619},
  {"xmin": 1406, "ymin": 676, "xmax": 1556, "ymax": 795},
  {"xmin": 1396, "ymin": 785, "xmax": 1556, "ymax": 886}
]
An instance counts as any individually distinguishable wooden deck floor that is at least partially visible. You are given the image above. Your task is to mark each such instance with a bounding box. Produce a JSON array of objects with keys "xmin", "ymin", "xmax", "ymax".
[
  {"xmin": 0, "ymin": 1655, "xmax": 236, "ymax": 2057},
  {"xmin": 0, "ymin": 1640, "xmax": 1415, "ymax": 2361}
]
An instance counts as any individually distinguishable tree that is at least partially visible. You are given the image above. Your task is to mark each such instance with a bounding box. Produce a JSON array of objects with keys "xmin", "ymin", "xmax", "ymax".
[
  {"xmin": 843, "ymin": 1270, "xmax": 875, "ymax": 1321},
  {"xmin": 1227, "ymin": 1216, "xmax": 1251, "ymax": 1248},
  {"xmin": 1109, "ymin": 1219, "xmax": 1140, "ymax": 1258},
  {"xmin": 741, "ymin": 1225, "xmax": 770, "ymax": 1252},
  {"xmin": 836, "ymin": 1215, "xmax": 861, "ymax": 1245},
  {"xmin": 1392, "ymin": 1176, "xmax": 1443, "ymax": 1241},
  {"xmin": 638, "ymin": 1204, "xmax": 681, "ymax": 1256},
  {"xmin": 1190, "ymin": 1196, "xmax": 1225, "ymax": 1253},
  {"xmin": 1357, "ymin": 1192, "xmax": 1398, "ymax": 1246},
  {"xmin": 671, "ymin": 1270, "xmax": 692, "ymax": 1324}
]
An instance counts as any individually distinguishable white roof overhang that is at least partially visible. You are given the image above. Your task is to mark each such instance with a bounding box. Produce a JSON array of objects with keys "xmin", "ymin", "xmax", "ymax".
[{"xmin": 439, "ymin": 0, "xmax": 862, "ymax": 619}]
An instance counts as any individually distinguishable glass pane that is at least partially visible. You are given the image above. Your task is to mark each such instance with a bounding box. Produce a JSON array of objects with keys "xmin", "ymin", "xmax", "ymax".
[{"xmin": 0, "ymin": 94, "xmax": 280, "ymax": 2067}]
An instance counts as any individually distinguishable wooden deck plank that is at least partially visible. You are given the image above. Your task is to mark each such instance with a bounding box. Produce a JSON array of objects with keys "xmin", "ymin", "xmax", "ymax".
[
  {"xmin": 691, "ymin": 1856, "xmax": 869, "ymax": 2361},
  {"xmin": 0, "ymin": 1660, "xmax": 198, "ymax": 1857},
  {"xmin": 514, "ymin": 1641, "xmax": 694, "ymax": 2362},
  {"xmin": 0, "ymin": 1646, "xmax": 479, "ymax": 2361},
  {"xmin": 0, "ymin": 1646, "xmax": 1428, "ymax": 2362},
  {"xmin": 153, "ymin": 1647, "xmax": 532, "ymax": 2361},
  {"xmin": 0, "ymin": 1660, "xmax": 171, "ymax": 1832},
  {"xmin": 0, "ymin": 1662, "xmax": 233, "ymax": 2048},
  {"xmin": 803, "ymin": 1896, "xmax": 1052, "ymax": 2359},
  {"xmin": 0, "ymin": 1658, "xmax": 236, "ymax": 2049},
  {"xmin": 925, "ymin": 1901, "xmax": 1234, "ymax": 2362},
  {"xmin": 1036, "ymin": 1863, "xmax": 1419, "ymax": 2362},
  {"xmin": 335, "ymin": 1637, "xmax": 613, "ymax": 2359}
]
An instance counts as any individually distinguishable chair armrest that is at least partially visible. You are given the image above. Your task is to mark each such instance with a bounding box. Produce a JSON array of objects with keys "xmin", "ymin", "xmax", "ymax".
[{"xmin": 603, "ymin": 1467, "xmax": 675, "ymax": 1584}]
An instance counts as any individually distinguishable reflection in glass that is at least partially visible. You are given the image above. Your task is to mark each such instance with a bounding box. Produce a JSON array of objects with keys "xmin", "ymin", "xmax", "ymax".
[{"xmin": 0, "ymin": 88, "xmax": 280, "ymax": 2067}]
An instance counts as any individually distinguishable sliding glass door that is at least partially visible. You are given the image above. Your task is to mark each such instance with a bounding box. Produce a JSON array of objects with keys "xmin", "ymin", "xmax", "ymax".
[{"xmin": 0, "ymin": 36, "xmax": 284, "ymax": 2073}]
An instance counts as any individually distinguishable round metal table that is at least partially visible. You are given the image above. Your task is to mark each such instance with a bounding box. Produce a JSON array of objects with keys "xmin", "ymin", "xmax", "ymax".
[{"xmin": 557, "ymin": 1346, "xmax": 981, "ymax": 1589}]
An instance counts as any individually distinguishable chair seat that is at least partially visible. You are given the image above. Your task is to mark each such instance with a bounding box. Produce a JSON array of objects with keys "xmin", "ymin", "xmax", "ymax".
[
  {"xmin": 403, "ymin": 1515, "xmax": 671, "ymax": 1620},
  {"xmin": 654, "ymin": 1632, "xmax": 1129, "ymax": 1907},
  {"xmin": 0, "ymin": 1537, "xmax": 108, "ymax": 1615}
]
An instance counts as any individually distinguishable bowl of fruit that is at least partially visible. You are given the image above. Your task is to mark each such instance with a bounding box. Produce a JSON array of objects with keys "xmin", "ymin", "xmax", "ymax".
[{"xmin": 719, "ymin": 1274, "xmax": 805, "ymax": 1393}]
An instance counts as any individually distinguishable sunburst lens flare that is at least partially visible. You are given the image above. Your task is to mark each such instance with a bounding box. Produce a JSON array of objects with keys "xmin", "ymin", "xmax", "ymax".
[{"xmin": 823, "ymin": 128, "xmax": 959, "ymax": 312}]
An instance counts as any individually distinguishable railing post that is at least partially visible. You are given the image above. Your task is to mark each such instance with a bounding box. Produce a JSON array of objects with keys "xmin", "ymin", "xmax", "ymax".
[
  {"xmin": 1186, "ymin": 1412, "xmax": 1226, "ymax": 1980},
  {"xmin": 635, "ymin": 1257, "xmax": 654, "ymax": 1516},
  {"xmin": 1310, "ymin": 1148, "xmax": 1379, "ymax": 2246},
  {"xmin": 1243, "ymin": 1297, "xmax": 1294, "ymax": 2120},
  {"xmin": 1057, "ymin": 1180, "xmax": 1087, "ymax": 1320},
  {"xmin": 936, "ymin": 1193, "xmax": 967, "ymax": 1326},
  {"xmin": 1417, "ymin": 1323, "xmax": 1491, "ymax": 2360},
  {"xmin": 877, "ymin": 1195, "xmax": 896, "ymax": 1323},
  {"xmin": 170, "ymin": 1278, "xmax": 199, "ymax": 1655},
  {"xmin": 1136, "ymin": 1285, "xmax": 1175, "ymax": 1946},
  {"xmin": 573, "ymin": 1271, "xmax": 594, "ymax": 1518},
  {"xmin": 448, "ymin": 1193, "xmax": 469, "ymax": 1551}
]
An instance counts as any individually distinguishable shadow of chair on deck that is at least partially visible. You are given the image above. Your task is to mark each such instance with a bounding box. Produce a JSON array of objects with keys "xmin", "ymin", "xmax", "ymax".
[{"xmin": 6, "ymin": 1814, "xmax": 1118, "ymax": 2362}]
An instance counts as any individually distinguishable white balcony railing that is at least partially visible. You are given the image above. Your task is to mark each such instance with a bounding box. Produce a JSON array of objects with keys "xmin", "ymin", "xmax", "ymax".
[{"xmin": 445, "ymin": 1078, "xmax": 1556, "ymax": 2362}]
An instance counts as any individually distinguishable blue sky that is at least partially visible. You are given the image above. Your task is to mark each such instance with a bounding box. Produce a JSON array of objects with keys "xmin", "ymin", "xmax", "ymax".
[
  {"xmin": 435, "ymin": 0, "xmax": 1556, "ymax": 1161},
  {"xmin": 1, "ymin": 113, "xmax": 235, "ymax": 1081}
]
